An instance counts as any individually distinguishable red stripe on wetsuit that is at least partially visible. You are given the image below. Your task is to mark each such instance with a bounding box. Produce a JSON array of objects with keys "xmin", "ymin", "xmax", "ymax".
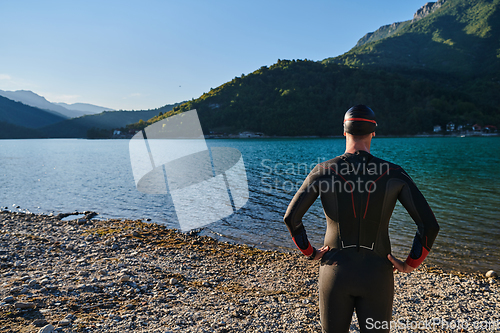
[
  {"xmin": 292, "ymin": 237, "xmax": 314, "ymax": 257},
  {"xmin": 405, "ymin": 248, "xmax": 429, "ymax": 268},
  {"xmin": 405, "ymin": 235, "xmax": 432, "ymax": 268}
]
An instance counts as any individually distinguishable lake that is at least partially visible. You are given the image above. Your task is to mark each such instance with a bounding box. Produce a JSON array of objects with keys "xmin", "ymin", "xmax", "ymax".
[{"xmin": 0, "ymin": 137, "xmax": 498, "ymax": 274}]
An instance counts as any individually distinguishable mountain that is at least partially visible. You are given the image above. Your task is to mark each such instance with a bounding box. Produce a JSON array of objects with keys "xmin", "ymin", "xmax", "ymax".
[
  {"xmin": 39, "ymin": 102, "xmax": 182, "ymax": 138},
  {"xmin": 0, "ymin": 90, "xmax": 72, "ymax": 118},
  {"xmin": 128, "ymin": 0, "xmax": 499, "ymax": 136},
  {"xmin": 0, "ymin": 91, "xmax": 181, "ymax": 138},
  {"xmin": 55, "ymin": 102, "xmax": 114, "ymax": 114},
  {"xmin": 325, "ymin": 0, "xmax": 500, "ymax": 77},
  {"xmin": 0, "ymin": 95, "xmax": 67, "ymax": 129},
  {"xmin": 355, "ymin": 1, "xmax": 447, "ymax": 48},
  {"xmin": 0, "ymin": 90, "xmax": 113, "ymax": 118}
]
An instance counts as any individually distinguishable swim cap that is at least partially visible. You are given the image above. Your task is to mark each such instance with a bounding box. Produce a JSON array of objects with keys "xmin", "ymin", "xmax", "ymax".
[{"xmin": 343, "ymin": 105, "xmax": 377, "ymax": 135}]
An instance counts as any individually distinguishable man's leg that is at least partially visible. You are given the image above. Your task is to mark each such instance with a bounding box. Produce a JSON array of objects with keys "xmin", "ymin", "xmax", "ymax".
[
  {"xmin": 319, "ymin": 263, "xmax": 356, "ymax": 333},
  {"xmin": 355, "ymin": 267, "xmax": 394, "ymax": 333}
]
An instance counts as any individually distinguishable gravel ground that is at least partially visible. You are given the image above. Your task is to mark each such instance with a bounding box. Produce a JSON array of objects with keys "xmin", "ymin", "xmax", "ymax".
[{"xmin": 0, "ymin": 210, "xmax": 498, "ymax": 333}]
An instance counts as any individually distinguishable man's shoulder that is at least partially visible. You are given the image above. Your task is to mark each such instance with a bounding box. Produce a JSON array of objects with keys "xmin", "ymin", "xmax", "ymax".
[
  {"xmin": 313, "ymin": 154, "xmax": 406, "ymax": 175},
  {"xmin": 317, "ymin": 156, "xmax": 344, "ymax": 169},
  {"xmin": 369, "ymin": 155, "xmax": 416, "ymax": 182},
  {"xmin": 369, "ymin": 155, "xmax": 402, "ymax": 169}
]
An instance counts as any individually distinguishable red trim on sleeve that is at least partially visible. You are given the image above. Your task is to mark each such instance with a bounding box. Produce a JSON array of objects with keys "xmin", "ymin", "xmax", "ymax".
[
  {"xmin": 405, "ymin": 247, "xmax": 429, "ymax": 268},
  {"xmin": 292, "ymin": 237, "xmax": 314, "ymax": 257}
]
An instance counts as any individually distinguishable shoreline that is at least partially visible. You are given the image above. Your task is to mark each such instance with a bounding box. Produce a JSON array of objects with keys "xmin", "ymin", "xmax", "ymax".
[
  {"xmin": 0, "ymin": 209, "xmax": 497, "ymax": 277},
  {"xmin": 1, "ymin": 208, "xmax": 494, "ymax": 277},
  {"xmin": 0, "ymin": 211, "xmax": 499, "ymax": 333},
  {"xmin": 1, "ymin": 132, "xmax": 498, "ymax": 141},
  {"xmin": 204, "ymin": 132, "xmax": 499, "ymax": 139}
]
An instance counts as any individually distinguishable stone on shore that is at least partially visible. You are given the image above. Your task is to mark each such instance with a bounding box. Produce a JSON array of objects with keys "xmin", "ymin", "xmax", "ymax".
[
  {"xmin": 14, "ymin": 301, "xmax": 36, "ymax": 309},
  {"xmin": 119, "ymin": 274, "xmax": 131, "ymax": 282},
  {"xmin": 32, "ymin": 318, "xmax": 48, "ymax": 326},
  {"xmin": 2, "ymin": 296, "xmax": 15, "ymax": 303},
  {"xmin": 485, "ymin": 270, "xmax": 498, "ymax": 278},
  {"xmin": 38, "ymin": 324, "xmax": 55, "ymax": 333},
  {"xmin": 58, "ymin": 318, "xmax": 71, "ymax": 326}
]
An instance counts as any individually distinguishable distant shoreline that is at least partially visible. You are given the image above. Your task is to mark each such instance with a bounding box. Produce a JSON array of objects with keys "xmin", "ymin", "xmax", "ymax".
[
  {"xmin": 1, "ymin": 132, "xmax": 498, "ymax": 140},
  {"xmin": 204, "ymin": 133, "xmax": 499, "ymax": 139}
]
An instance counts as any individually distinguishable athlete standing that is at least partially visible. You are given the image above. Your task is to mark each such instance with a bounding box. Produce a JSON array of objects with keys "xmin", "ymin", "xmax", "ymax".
[{"xmin": 283, "ymin": 105, "xmax": 439, "ymax": 333}]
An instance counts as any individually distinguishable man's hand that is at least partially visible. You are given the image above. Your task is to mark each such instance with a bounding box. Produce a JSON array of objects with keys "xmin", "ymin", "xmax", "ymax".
[
  {"xmin": 313, "ymin": 245, "xmax": 330, "ymax": 260},
  {"xmin": 387, "ymin": 254, "xmax": 415, "ymax": 273}
]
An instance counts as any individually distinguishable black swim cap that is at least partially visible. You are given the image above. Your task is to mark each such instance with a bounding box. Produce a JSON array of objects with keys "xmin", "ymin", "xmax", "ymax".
[{"xmin": 343, "ymin": 105, "xmax": 377, "ymax": 135}]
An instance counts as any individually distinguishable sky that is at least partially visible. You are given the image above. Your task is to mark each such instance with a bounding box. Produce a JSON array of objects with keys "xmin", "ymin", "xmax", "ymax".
[{"xmin": 0, "ymin": 0, "xmax": 429, "ymax": 111}]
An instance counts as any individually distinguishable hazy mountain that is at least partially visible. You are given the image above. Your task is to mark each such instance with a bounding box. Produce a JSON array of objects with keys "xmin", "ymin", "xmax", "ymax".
[
  {"xmin": 55, "ymin": 102, "xmax": 114, "ymax": 114},
  {"xmin": 0, "ymin": 90, "xmax": 113, "ymax": 118},
  {"xmin": 39, "ymin": 103, "xmax": 182, "ymax": 138},
  {"xmin": 0, "ymin": 90, "xmax": 71, "ymax": 118},
  {"xmin": 0, "ymin": 95, "xmax": 66, "ymax": 129}
]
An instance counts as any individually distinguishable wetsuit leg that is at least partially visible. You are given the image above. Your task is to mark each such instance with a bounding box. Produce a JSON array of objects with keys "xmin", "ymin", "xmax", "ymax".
[
  {"xmin": 319, "ymin": 262, "xmax": 355, "ymax": 333},
  {"xmin": 319, "ymin": 251, "xmax": 394, "ymax": 333},
  {"xmin": 355, "ymin": 264, "xmax": 394, "ymax": 333}
]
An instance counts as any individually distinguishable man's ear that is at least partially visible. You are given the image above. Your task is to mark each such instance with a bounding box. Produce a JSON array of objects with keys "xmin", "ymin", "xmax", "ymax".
[
  {"xmin": 343, "ymin": 132, "xmax": 347, "ymax": 137},
  {"xmin": 372, "ymin": 132, "xmax": 376, "ymax": 137}
]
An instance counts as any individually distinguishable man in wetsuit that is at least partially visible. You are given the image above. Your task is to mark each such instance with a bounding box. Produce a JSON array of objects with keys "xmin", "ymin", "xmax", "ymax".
[{"xmin": 283, "ymin": 105, "xmax": 439, "ymax": 333}]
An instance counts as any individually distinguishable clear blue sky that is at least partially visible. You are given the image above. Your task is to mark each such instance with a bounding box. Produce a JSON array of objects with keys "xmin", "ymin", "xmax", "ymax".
[{"xmin": 0, "ymin": 0, "xmax": 428, "ymax": 110}]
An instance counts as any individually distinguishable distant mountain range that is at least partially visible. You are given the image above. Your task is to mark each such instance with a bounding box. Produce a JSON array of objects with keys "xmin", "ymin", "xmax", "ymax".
[
  {"xmin": 0, "ymin": 90, "xmax": 114, "ymax": 118},
  {"xmin": 55, "ymin": 102, "xmax": 115, "ymax": 115},
  {"xmin": 39, "ymin": 103, "xmax": 182, "ymax": 138},
  {"xmin": 129, "ymin": 0, "xmax": 500, "ymax": 136},
  {"xmin": 0, "ymin": 90, "xmax": 182, "ymax": 139}
]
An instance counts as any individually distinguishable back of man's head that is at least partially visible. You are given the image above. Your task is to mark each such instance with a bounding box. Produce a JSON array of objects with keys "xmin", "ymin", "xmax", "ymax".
[{"xmin": 343, "ymin": 105, "xmax": 377, "ymax": 136}]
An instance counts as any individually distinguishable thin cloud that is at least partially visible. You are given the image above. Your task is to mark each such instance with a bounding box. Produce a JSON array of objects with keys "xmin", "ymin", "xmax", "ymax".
[{"xmin": 0, "ymin": 74, "xmax": 12, "ymax": 80}]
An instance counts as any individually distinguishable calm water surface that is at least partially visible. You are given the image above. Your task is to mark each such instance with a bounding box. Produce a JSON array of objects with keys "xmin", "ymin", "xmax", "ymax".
[{"xmin": 0, "ymin": 137, "xmax": 498, "ymax": 273}]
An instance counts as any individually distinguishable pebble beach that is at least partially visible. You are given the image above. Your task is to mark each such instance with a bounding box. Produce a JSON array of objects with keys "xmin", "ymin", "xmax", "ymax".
[{"xmin": 0, "ymin": 210, "xmax": 498, "ymax": 333}]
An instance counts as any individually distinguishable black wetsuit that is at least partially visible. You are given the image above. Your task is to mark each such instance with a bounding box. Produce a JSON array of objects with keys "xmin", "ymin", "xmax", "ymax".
[{"xmin": 284, "ymin": 150, "xmax": 439, "ymax": 333}]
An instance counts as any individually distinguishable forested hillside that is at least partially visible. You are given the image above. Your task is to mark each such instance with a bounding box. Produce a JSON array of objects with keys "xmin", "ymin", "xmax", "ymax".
[
  {"xmin": 0, "ymin": 95, "xmax": 66, "ymax": 129},
  {"xmin": 327, "ymin": 0, "xmax": 500, "ymax": 77},
  {"xmin": 129, "ymin": 0, "xmax": 500, "ymax": 136}
]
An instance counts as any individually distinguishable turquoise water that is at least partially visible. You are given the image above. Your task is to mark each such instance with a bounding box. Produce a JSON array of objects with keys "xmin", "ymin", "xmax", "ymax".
[{"xmin": 0, "ymin": 137, "xmax": 498, "ymax": 273}]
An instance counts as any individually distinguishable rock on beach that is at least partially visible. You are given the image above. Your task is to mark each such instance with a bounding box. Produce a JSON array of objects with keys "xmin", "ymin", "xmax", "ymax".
[
  {"xmin": 14, "ymin": 301, "xmax": 36, "ymax": 309},
  {"xmin": 0, "ymin": 210, "xmax": 498, "ymax": 333},
  {"xmin": 486, "ymin": 270, "xmax": 498, "ymax": 278},
  {"xmin": 38, "ymin": 324, "xmax": 55, "ymax": 333}
]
